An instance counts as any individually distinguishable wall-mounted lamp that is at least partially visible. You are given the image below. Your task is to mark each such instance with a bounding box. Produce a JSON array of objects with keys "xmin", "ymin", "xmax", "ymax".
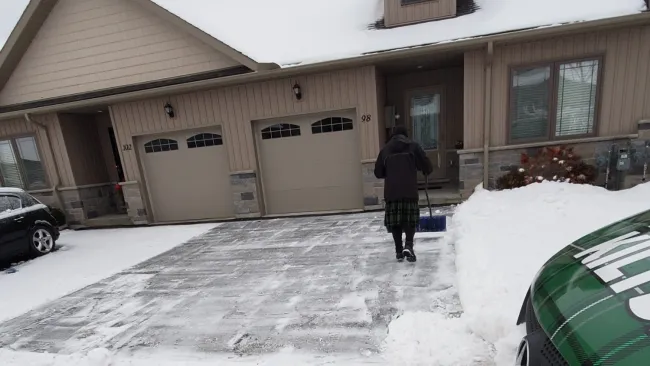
[
  {"xmin": 164, "ymin": 102, "xmax": 175, "ymax": 118},
  {"xmin": 292, "ymin": 83, "xmax": 302, "ymax": 100}
]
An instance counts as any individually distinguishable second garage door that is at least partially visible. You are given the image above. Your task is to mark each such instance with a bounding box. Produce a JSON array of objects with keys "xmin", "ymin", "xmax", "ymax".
[
  {"xmin": 256, "ymin": 111, "xmax": 363, "ymax": 215},
  {"xmin": 138, "ymin": 127, "xmax": 233, "ymax": 222}
]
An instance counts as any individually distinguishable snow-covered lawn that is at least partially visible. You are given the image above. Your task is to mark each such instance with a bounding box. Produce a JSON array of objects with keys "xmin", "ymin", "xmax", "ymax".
[{"xmin": 0, "ymin": 223, "xmax": 216, "ymax": 324}]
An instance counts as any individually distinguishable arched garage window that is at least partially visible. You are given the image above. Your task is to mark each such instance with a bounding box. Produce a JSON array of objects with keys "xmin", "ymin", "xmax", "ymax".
[
  {"xmin": 261, "ymin": 124, "xmax": 301, "ymax": 140},
  {"xmin": 144, "ymin": 138, "xmax": 178, "ymax": 153},
  {"xmin": 311, "ymin": 117, "xmax": 353, "ymax": 134},
  {"xmin": 187, "ymin": 133, "xmax": 223, "ymax": 148}
]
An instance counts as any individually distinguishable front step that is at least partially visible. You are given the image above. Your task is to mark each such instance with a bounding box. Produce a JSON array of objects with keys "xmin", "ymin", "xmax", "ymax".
[
  {"xmin": 418, "ymin": 189, "xmax": 462, "ymax": 207},
  {"xmin": 83, "ymin": 214, "xmax": 134, "ymax": 228}
]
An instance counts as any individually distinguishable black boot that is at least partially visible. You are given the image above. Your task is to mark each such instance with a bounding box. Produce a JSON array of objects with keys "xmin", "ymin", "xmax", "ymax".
[
  {"xmin": 392, "ymin": 228, "xmax": 404, "ymax": 262},
  {"xmin": 403, "ymin": 242, "xmax": 416, "ymax": 262}
]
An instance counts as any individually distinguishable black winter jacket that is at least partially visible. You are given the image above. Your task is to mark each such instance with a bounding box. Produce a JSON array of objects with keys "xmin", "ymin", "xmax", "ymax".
[{"xmin": 374, "ymin": 134, "xmax": 433, "ymax": 201}]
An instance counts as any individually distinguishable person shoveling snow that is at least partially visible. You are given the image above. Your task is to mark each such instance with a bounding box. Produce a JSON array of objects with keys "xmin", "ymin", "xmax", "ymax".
[{"xmin": 374, "ymin": 125, "xmax": 433, "ymax": 262}]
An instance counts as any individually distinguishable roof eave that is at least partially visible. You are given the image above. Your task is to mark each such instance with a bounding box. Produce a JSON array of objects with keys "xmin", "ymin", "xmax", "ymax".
[{"xmin": 1, "ymin": 11, "xmax": 649, "ymax": 121}]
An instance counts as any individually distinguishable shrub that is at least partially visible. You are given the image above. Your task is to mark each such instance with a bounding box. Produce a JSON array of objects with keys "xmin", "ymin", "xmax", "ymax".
[
  {"xmin": 49, "ymin": 207, "xmax": 67, "ymax": 227},
  {"xmin": 496, "ymin": 145, "xmax": 598, "ymax": 190}
]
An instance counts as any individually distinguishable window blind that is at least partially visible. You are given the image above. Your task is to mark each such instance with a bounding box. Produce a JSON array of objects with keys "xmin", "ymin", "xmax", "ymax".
[
  {"xmin": 509, "ymin": 66, "xmax": 551, "ymax": 141},
  {"xmin": 0, "ymin": 140, "xmax": 25, "ymax": 188},
  {"xmin": 555, "ymin": 60, "xmax": 599, "ymax": 137}
]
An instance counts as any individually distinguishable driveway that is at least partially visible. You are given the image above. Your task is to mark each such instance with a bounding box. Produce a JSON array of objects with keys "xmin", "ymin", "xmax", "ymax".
[{"xmin": 0, "ymin": 211, "xmax": 458, "ymax": 361}]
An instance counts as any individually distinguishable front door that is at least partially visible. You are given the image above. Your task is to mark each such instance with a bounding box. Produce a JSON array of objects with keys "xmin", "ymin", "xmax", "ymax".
[{"xmin": 406, "ymin": 86, "xmax": 446, "ymax": 183}]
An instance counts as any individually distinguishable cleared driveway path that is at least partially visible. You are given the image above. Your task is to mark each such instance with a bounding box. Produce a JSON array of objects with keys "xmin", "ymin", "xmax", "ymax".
[{"xmin": 0, "ymin": 211, "xmax": 458, "ymax": 361}]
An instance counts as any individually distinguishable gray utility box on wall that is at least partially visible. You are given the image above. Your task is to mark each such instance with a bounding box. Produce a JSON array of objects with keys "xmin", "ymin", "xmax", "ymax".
[{"xmin": 617, "ymin": 148, "xmax": 631, "ymax": 171}]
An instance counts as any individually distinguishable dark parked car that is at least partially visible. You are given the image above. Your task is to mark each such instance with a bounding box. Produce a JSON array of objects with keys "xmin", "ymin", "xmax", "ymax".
[{"xmin": 0, "ymin": 187, "xmax": 60, "ymax": 264}]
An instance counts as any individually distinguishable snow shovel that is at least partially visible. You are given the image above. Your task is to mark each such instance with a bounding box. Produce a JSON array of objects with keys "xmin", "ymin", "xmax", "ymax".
[{"xmin": 416, "ymin": 175, "xmax": 446, "ymax": 232}]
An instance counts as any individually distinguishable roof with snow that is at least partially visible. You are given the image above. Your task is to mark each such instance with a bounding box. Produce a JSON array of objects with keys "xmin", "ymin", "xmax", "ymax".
[{"xmin": 0, "ymin": 0, "xmax": 647, "ymax": 68}]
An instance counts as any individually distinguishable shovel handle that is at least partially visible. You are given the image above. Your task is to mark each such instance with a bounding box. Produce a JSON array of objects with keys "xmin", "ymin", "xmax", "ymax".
[{"xmin": 424, "ymin": 175, "xmax": 432, "ymax": 218}]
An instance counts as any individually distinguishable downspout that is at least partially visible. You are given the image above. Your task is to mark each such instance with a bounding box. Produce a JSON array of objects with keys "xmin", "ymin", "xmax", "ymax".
[
  {"xmin": 24, "ymin": 113, "xmax": 63, "ymax": 209},
  {"xmin": 483, "ymin": 41, "xmax": 494, "ymax": 189}
]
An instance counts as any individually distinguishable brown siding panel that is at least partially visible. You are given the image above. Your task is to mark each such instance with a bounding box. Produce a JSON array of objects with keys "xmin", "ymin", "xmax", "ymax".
[
  {"xmin": 59, "ymin": 113, "xmax": 109, "ymax": 186},
  {"xmin": 0, "ymin": 114, "xmax": 74, "ymax": 187},
  {"xmin": 466, "ymin": 26, "xmax": 650, "ymax": 148},
  {"xmin": 385, "ymin": 0, "xmax": 457, "ymax": 27},
  {"xmin": 0, "ymin": 0, "xmax": 241, "ymax": 106},
  {"xmin": 110, "ymin": 66, "xmax": 380, "ymax": 181}
]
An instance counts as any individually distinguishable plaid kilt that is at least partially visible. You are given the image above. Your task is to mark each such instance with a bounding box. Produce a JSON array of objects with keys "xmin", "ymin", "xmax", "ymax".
[{"xmin": 384, "ymin": 199, "xmax": 420, "ymax": 232}]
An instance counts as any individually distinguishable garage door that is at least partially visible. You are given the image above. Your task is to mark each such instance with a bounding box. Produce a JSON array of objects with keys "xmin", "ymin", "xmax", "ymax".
[
  {"xmin": 257, "ymin": 111, "xmax": 363, "ymax": 215},
  {"xmin": 138, "ymin": 128, "xmax": 233, "ymax": 222}
]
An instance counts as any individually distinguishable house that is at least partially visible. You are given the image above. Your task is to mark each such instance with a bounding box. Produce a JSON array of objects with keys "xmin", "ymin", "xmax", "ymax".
[{"xmin": 0, "ymin": 0, "xmax": 649, "ymax": 228}]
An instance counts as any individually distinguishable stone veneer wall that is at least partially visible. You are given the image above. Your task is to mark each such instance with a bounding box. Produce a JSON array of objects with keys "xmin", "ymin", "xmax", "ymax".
[
  {"xmin": 230, "ymin": 171, "xmax": 261, "ymax": 218},
  {"xmin": 121, "ymin": 182, "xmax": 148, "ymax": 225},
  {"xmin": 58, "ymin": 184, "xmax": 120, "ymax": 226},
  {"xmin": 29, "ymin": 190, "xmax": 57, "ymax": 207},
  {"xmin": 361, "ymin": 161, "xmax": 384, "ymax": 209},
  {"xmin": 460, "ymin": 128, "xmax": 650, "ymax": 198}
]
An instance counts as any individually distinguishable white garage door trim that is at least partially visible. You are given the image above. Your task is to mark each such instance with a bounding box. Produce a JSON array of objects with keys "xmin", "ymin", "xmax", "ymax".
[
  {"xmin": 137, "ymin": 126, "xmax": 234, "ymax": 223},
  {"xmin": 255, "ymin": 110, "xmax": 364, "ymax": 216}
]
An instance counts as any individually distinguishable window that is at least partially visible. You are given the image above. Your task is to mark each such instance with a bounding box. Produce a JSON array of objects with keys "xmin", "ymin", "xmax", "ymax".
[
  {"xmin": 187, "ymin": 133, "xmax": 223, "ymax": 149},
  {"xmin": 0, "ymin": 136, "xmax": 48, "ymax": 190},
  {"xmin": 311, "ymin": 117, "xmax": 353, "ymax": 134},
  {"xmin": 144, "ymin": 139, "xmax": 178, "ymax": 153},
  {"xmin": 509, "ymin": 58, "xmax": 601, "ymax": 143},
  {"xmin": 261, "ymin": 124, "xmax": 301, "ymax": 140},
  {"xmin": 0, "ymin": 195, "xmax": 21, "ymax": 213}
]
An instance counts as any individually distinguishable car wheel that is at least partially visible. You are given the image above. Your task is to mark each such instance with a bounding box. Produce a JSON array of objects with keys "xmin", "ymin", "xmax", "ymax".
[
  {"xmin": 525, "ymin": 295, "xmax": 542, "ymax": 334},
  {"xmin": 28, "ymin": 225, "xmax": 56, "ymax": 257}
]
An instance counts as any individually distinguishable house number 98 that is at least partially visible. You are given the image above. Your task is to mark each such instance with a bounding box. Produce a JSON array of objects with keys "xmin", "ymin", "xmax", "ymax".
[{"xmin": 361, "ymin": 114, "xmax": 372, "ymax": 122}]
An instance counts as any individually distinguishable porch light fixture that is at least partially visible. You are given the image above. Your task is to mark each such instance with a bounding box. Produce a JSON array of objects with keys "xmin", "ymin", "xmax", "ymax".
[
  {"xmin": 292, "ymin": 83, "xmax": 302, "ymax": 100},
  {"xmin": 164, "ymin": 102, "xmax": 175, "ymax": 118}
]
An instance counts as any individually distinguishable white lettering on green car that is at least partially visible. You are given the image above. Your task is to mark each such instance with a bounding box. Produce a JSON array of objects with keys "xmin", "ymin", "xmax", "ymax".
[{"xmin": 574, "ymin": 230, "xmax": 650, "ymax": 321}]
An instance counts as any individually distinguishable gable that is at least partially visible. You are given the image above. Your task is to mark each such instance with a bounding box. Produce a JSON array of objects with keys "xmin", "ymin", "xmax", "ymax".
[{"xmin": 0, "ymin": 0, "xmax": 246, "ymax": 106}]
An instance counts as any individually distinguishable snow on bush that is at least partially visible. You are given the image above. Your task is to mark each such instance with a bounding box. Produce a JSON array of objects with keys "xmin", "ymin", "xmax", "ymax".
[{"xmin": 452, "ymin": 181, "xmax": 650, "ymax": 364}]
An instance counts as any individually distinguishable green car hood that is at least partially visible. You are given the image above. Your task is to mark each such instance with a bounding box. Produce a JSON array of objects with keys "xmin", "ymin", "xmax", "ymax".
[{"xmin": 531, "ymin": 209, "xmax": 650, "ymax": 366}]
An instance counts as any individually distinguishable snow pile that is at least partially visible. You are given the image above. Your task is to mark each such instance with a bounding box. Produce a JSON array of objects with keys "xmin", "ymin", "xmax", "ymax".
[
  {"xmin": 382, "ymin": 312, "xmax": 492, "ymax": 366},
  {"xmin": 151, "ymin": 0, "xmax": 644, "ymax": 65},
  {"xmin": 452, "ymin": 181, "xmax": 650, "ymax": 364},
  {"xmin": 0, "ymin": 223, "xmax": 216, "ymax": 323}
]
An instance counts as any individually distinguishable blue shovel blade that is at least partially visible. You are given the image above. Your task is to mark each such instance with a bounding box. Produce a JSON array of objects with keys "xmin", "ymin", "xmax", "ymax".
[{"xmin": 417, "ymin": 215, "xmax": 447, "ymax": 232}]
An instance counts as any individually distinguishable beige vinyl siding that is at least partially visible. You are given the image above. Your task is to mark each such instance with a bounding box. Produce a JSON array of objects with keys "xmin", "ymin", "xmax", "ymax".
[
  {"xmin": 59, "ymin": 113, "xmax": 109, "ymax": 186},
  {"xmin": 110, "ymin": 66, "xmax": 380, "ymax": 182},
  {"xmin": 463, "ymin": 50, "xmax": 486, "ymax": 149},
  {"xmin": 464, "ymin": 25, "xmax": 650, "ymax": 149},
  {"xmin": 386, "ymin": 67, "xmax": 464, "ymax": 150},
  {"xmin": 376, "ymin": 70, "xmax": 387, "ymax": 146},
  {"xmin": 385, "ymin": 0, "xmax": 456, "ymax": 27},
  {"xmin": 0, "ymin": 0, "xmax": 241, "ymax": 106},
  {"xmin": 0, "ymin": 114, "xmax": 74, "ymax": 187}
]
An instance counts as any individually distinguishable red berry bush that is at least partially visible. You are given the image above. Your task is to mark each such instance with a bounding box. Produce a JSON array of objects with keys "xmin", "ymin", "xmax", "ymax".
[{"xmin": 496, "ymin": 145, "xmax": 598, "ymax": 190}]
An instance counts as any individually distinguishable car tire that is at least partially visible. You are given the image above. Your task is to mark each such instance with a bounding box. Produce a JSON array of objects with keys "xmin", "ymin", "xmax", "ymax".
[
  {"xmin": 525, "ymin": 295, "xmax": 542, "ymax": 334},
  {"xmin": 28, "ymin": 225, "xmax": 56, "ymax": 257}
]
